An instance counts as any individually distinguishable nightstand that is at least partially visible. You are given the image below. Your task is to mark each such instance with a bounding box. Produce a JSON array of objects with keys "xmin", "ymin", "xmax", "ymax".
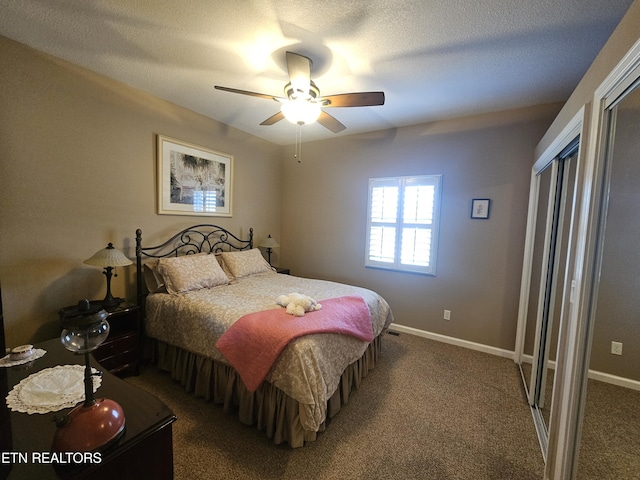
[
  {"xmin": 276, "ymin": 267, "xmax": 290, "ymax": 275},
  {"xmin": 94, "ymin": 302, "xmax": 142, "ymax": 376},
  {"xmin": 59, "ymin": 301, "xmax": 142, "ymax": 376}
]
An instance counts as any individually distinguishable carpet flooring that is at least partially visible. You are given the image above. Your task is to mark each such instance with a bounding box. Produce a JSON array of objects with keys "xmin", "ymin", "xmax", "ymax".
[
  {"xmin": 126, "ymin": 332, "xmax": 546, "ymax": 479},
  {"xmin": 577, "ymin": 378, "xmax": 640, "ymax": 479},
  {"xmin": 519, "ymin": 358, "xmax": 640, "ymax": 479}
]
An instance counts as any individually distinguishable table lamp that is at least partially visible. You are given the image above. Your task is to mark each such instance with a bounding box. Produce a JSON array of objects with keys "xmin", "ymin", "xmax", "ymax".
[
  {"xmin": 53, "ymin": 299, "xmax": 125, "ymax": 452},
  {"xmin": 259, "ymin": 235, "xmax": 279, "ymax": 265},
  {"xmin": 84, "ymin": 243, "xmax": 133, "ymax": 309}
]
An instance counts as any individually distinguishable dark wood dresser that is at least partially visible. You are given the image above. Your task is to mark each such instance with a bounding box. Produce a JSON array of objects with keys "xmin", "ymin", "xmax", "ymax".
[{"xmin": 0, "ymin": 338, "xmax": 176, "ymax": 479}]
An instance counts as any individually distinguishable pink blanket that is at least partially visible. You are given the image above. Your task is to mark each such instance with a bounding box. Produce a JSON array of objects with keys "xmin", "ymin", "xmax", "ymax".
[{"xmin": 215, "ymin": 295, "xmax": 373, "ymax": 392}]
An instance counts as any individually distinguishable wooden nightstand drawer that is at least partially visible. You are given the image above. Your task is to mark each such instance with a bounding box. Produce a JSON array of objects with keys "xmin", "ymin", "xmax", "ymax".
[
  {"xmin": 94, "ymin": 331, "xmax": 139, "ymax": 359},
  {"xmin": 95, "ymin": 346, "xmax": 140, "ymax": 374},
  {"xmin": 93, "ymin": 331, "xmax": 141, "ymax": 374},
  {"xmin": 60, "ymin": 301, "xmax": 142, "ymax": 376}
]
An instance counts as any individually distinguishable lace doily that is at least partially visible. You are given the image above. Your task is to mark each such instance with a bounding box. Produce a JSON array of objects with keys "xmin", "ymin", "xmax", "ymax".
[
  {"xmin": 0, "ymin": 349, "xmax": 46, "ymax": 368},
  {"xmin": 6, "ymin": 364, "xmax": 102, "ymax": 414}
]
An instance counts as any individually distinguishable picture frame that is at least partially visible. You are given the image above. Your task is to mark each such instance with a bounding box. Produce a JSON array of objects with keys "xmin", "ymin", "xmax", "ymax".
[
  {"xmin": 157, "ymin": 135, "xmax": 233, "ymax": 217},
  {"xmin": 471, "ymin": 199, "xmax": 491, "ymax": 219}
]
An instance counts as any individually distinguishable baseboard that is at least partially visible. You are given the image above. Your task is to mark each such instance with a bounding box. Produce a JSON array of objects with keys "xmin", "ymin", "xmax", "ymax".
[
  {"xmin": 587, "ymin": 369, "xmax": 640, "ymax": 391},
  {"xmin": 388, "ymin": 323, "xmax": 514, "ymax": 360},
  {"xmin": 389, "ymin": 324, "xmax": 640, "ymax": 392},
  {"xmin": 519, "ymin": 354, "xmax": 640, "ymax": 390}
]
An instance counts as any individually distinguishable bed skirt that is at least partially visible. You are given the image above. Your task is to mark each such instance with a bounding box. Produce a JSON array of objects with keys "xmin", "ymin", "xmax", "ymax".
[{"xmin": 149, "ymin": 334, "xmax": 383, "ymax": 448}]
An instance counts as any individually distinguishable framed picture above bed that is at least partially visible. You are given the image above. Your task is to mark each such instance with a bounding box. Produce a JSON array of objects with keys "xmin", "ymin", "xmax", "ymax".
[{"xmin": 157, "ymin": 135, "xmax": 233, "ymax": 217}]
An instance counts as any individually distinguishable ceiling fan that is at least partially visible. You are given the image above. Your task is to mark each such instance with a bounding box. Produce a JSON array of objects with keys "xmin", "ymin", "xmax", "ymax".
[{"xmin": 214, "ymin": 51, "xmax": 385, "ymax": 133}]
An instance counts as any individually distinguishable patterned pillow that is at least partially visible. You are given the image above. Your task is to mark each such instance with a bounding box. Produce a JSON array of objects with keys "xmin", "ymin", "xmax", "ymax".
[
  {"xmin": 214, "ymin": 252, "xmax": 234, "ymax": 279},
  {"xmin": 220, "ymin": 248, "xmax": 274, "ymax": 279},
  {"xmin": 157, "ymin": 253, "xmax": 229, "ymax": 294}
]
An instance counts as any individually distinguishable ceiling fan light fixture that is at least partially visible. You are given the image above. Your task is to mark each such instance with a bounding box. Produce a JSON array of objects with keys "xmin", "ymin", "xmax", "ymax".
[
  {"xmin": 215, "ymin": 52, "xmax": 383, "ymax": 134},
  {"xmin": 281, "ymin": 98, "xmax": 321, "ymax": 125}
]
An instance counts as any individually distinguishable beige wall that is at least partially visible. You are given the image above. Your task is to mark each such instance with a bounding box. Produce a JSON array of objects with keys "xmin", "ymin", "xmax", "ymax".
[
  {"xmin": 0, "ymin": 37, "xmax": 283, "ymax": 346},
  {"xmin": 280, "ymin": 104, "xmax": 561, "ymax": 351},
  {"xmin": 0, "ymin": 33, "xmax": 563, "ymax": 354}
]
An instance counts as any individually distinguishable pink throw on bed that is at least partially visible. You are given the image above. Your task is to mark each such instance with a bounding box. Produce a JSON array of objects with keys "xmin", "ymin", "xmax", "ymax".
[{"xmin": 215, "ymin": 295, "xmax": 373, "ymax": 392}]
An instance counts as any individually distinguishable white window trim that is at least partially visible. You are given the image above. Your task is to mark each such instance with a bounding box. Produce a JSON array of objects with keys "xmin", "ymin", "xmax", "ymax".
[{"xmin": 365, "ymin": 174, "xmax": 442, "ymax": 275}]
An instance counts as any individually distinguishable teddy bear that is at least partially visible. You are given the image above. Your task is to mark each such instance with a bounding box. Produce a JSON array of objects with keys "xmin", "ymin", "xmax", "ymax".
[{"xmin": 276, "ymin": 293, "xmax": 322, "ymax": 317}]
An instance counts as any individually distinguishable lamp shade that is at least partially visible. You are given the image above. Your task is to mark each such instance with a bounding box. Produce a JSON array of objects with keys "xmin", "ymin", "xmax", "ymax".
[
  {"xmin": 259, "ymin": 235, "xmax": 280, "ymax": 249},
  {"xmin": 84, "ymin": 243, "xmax": 132, "ymax": 268}
]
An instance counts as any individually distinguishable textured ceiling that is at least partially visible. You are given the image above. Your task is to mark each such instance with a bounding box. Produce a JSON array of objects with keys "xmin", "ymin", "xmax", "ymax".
[{"xmin": 0, "ymin": 0, "xmax": 634, "ymax": 145}]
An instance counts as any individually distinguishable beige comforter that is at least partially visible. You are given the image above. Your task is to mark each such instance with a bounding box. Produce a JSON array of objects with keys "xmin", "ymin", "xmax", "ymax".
[{"xmin": 145, "ymin": 271, "xmax": 393, "ymax": 431}]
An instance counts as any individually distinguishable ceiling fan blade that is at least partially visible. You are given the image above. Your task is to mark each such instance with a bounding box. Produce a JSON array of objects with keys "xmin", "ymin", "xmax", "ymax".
[
  {"xmin": 260, "ymin": 111, "xmax": 285, "ymax": 126},
  {"xmin": 320, "ymin": 92, "xmax": 385, "ymax": 107},
  {"xmin": 214, "ymin": 85, "xmax": 282, "ymax": 101},
  {"xmin": 317, "ymin": 110, "xmax": 346, "ymax": 133},
  {"xmin": 286, "ymin": 51, "xmax": 311, "ymax": 94}
]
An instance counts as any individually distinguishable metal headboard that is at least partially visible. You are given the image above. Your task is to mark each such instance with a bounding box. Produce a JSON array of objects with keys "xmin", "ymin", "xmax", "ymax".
[{"xmin": 135, "ymin": 224, "xmax": 253, "ymax": 307}]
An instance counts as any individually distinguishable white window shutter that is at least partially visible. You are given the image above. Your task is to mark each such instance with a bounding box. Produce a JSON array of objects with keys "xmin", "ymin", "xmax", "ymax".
[{"xmin": 366, "ymin": 175, "xmax": 441, "ymax": 275}]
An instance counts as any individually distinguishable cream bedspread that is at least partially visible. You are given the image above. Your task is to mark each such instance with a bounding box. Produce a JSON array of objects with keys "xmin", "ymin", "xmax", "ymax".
[{"xmin": 144, "ymin": 271, "xmax": 393, "ymax": 431}]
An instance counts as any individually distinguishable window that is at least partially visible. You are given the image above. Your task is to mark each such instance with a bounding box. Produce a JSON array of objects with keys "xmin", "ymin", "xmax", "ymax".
[{"xmin": 365, "ymin": 175, "xmax": 442, "ymax": 275}]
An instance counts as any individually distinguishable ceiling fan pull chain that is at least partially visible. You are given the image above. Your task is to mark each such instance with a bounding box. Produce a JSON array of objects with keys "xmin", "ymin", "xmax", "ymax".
[{"xmin": 295, "ymin": 123, "xmax": 302, "ymax": 163}]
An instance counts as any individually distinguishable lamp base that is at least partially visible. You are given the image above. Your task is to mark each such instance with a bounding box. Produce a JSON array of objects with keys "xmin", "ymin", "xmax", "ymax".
[
  {"xmin": 100, "ymin": 296, "xmax": 124, "ymax": 310},
  {"xmin": 52, "ymin": 398, "xmax": 125, "ymax": 452}
]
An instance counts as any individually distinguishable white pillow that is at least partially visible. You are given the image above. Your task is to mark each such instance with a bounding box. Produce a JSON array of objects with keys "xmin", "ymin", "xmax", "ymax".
[
  {"xmin": 220, "ymin": 248, "xmax": 274, "ymax": 278},
  {"xmin": 157, "ymin": 253, "xmax": 229, "ymax": 294}
]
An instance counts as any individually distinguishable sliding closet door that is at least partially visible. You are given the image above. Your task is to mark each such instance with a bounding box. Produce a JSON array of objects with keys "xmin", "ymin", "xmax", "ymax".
[
  {"xmin": 574, "ymin": 76, "xmax": 640, "ymax": 479},
  {"xmin": 518, "ymin": 138, "xmax": 579, "ymax": 456},
  {"xmin": 521, "ymin": 163, "xmax": 554, "ymax": 390}
]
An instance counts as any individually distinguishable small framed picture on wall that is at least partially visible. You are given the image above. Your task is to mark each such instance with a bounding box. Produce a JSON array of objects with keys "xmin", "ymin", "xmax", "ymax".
[{"xmin": 471, "ymin": 199, "xmax": 491, "ymax": 219}]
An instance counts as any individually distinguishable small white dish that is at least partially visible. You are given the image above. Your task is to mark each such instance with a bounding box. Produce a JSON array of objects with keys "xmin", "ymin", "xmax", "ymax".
[{"xmin": 9, "ymin": 344, "xmax": 34, "ymax": 361}]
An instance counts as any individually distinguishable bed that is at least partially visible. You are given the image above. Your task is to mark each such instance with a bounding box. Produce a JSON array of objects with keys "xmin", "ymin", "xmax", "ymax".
[{"xmin": 135, "ymin": 224, "xmax": 394, "ymax": 447}]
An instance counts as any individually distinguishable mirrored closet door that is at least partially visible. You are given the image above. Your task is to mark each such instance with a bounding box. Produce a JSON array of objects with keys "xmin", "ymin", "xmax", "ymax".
[
  {"xmin": 574, "ymin": 71, "xmax": 640, "ymax": 479},
  {"xmin": 517, "ymin": 137, "xmax": 580, "ymax": 456}
]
